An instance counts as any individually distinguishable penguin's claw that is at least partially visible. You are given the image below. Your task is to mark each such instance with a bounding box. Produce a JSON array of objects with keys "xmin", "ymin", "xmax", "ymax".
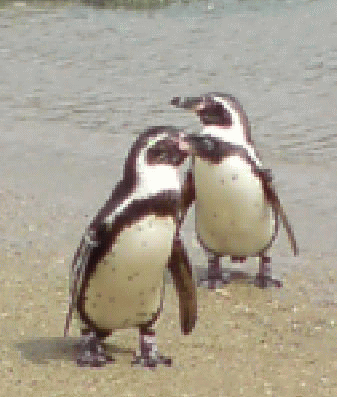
[
  {"xmin": 197, "ymin": 267, "xmax": 231, "ymax": 289},
  {"xmin": 76, "ymin": 352, "xmax": 114, "ymax": 367},
  {"xmin": 133, "ymin": 328, "xmax": 172, "ymax": 369},
  {"xmin": 131, "ymin": 353, "xmax": 172, "ymax": 369},
  {"xmin": 255, "ymin": 255, "xmax": 282, "ymax": 289},
  {"xmin": 76, "ymin": 332, "xmax": 115, "ymax": 367},
  {"xmin": 254, "ymin": 274, "xmax": 282, "ymax": 289}
]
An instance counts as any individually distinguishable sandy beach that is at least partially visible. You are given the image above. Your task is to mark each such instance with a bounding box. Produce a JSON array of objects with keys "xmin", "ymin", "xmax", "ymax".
[{"xmin": 1, "ymin": 1, "xmax": 337, "ymax": 395}]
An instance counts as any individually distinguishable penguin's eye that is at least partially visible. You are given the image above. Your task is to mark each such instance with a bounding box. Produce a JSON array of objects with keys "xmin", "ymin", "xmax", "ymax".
[
  {"xmin": 158, "ymin": 151, "xmax": 168, "ymax": 161},
  {"xmin": 147, "ymin": 147, "xmax": 168, "ymax": 164}
]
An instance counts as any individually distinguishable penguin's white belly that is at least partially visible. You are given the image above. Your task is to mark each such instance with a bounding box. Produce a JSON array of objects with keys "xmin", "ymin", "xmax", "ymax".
[
  {"xmin": 83, "ymin": 215, "xmax": 175, "ymax": 330},
  {"xmin": 194, "ymin": 156, "xmax": 275, "ymax": 256}
]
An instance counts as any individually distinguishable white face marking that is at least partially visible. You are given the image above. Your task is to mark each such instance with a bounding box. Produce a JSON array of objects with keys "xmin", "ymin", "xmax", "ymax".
[
  {"xmin": 136, "ymin": 133, "xmax": 181, "ymax": 196},
  {"xmin": 201, "ymin": 96, "xmax": 262, "ymax": 167}
]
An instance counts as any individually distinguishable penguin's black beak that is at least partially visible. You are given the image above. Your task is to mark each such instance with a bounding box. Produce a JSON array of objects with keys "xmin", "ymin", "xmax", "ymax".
[{"xmin": 171, "ymin": 96, "xmax": 205, "ymax": 113}]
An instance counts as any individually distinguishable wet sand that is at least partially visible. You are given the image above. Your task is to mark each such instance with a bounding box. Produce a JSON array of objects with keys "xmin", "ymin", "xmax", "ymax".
[{"xmin": 1, "ymin": 1, "xmax": 337, "ymax": 396}]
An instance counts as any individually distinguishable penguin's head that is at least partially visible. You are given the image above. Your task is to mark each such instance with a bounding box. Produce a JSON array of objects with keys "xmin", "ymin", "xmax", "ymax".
[
  {"xmin": 124, "ymin": 126, "xmax": 190, "ymax": 195},
  {"xmin": 171, "ymin": 93, "xmax": 252, "ymax": 143},
  {"xmin": 144, "ymin": 128, "xmax": 190, "ymax": 168}
]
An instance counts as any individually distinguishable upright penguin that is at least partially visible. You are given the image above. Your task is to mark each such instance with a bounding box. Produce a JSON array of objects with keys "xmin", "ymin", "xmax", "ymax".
[
  {"xmin": 64, "ymin": 126, "xmax": 197, "ymax": 368},
  {"xmin": 171, "ymin": 93, "xmax": 298, "ymax": 288}
]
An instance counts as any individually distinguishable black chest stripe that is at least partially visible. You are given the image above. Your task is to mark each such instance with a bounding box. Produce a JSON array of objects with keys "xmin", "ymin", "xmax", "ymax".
[
  {"xmin": 191, "ymin": 135, "xmax": 256, "ymax": 165},
  {"xmin": 71, "ymin": 191, "xmax": 179, "ymax": 334},
  {"xmin": 191, "ymin": 134, "xmax": 298, "ymax": 256},
  {"xmin": 192, "ymin": 135, "xmax": 271, "ymax": 195},
  {"xmin": 87, "ymin": 191, "xmax": 179, "ymax": 270}
]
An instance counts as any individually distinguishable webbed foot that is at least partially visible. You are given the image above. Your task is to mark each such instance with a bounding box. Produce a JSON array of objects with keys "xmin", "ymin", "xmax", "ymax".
[
  {"xmin": 197, "ymin": 267, "xmax": 231, "ymax": 289},
  {"xmin": 131, "ymin": 354, "xmax": 172, "ymax": 368},
  {"xmin": 254, "ymin": 274, "xmax": 282, "ymax": 288},
  {"xmin": 255, "ymin": 255, "xmax": 282, "ymax": 289},
  {"xmin": 197, "ymin": 254, "xmax": 230, "ymax": 289},
  {"xmin": 76, "ymin": 331, "xmax": 114, "ymax": 367},
  {"xmin": 131, "ymin": 328, "xmax": 172, "ymax": 369}
]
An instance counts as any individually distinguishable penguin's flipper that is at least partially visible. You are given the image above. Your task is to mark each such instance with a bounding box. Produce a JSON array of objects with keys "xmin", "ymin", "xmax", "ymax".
[
  {"xmin": 167, "ymin": 235, "xmax": 197, "ymax": 335},
  {"xmin": 179, "ymin": 168, "xmax": 196, "ymax": 227},
  {"xmin": 261, "ymin": 174, "xmax": 299, "ymax": 257},
  {"xmin": 64, "ymin": 227, "xmax": 98, "ymax": 337}
]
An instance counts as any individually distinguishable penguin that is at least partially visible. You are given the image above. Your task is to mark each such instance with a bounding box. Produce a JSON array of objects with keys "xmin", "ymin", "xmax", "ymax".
[
  {"xmin": 64, "ymin": 126, "xmax": 197, "ymax": 368},
  {"xmin": 171, "ymin": 93, "xmax": 299, "ymax": 289}
]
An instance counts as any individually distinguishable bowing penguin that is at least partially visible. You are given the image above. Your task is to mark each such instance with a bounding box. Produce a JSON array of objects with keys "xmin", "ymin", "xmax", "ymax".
[
  {"xmin": 64, "ymin": 126, "xmax": 197, "ymax": 368},
  {"xmin": 171, "ymin": 93, "xmax": 298, "ymax": 289}
]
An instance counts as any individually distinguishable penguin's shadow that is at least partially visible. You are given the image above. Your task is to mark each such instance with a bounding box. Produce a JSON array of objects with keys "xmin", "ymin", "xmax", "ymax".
[
  {"xmin": 15, "ymin": 337, "xmax": 133, "ymax": 364},
  {"xmin": 194, "ymin": 266, "xmax": 256, "ymax": 283}
]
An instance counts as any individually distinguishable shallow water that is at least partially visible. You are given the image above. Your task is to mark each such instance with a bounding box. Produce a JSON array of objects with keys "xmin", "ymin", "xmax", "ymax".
[{"xmin": 1, "ymin": 0, "xmax": 336, "ymax": 242}]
